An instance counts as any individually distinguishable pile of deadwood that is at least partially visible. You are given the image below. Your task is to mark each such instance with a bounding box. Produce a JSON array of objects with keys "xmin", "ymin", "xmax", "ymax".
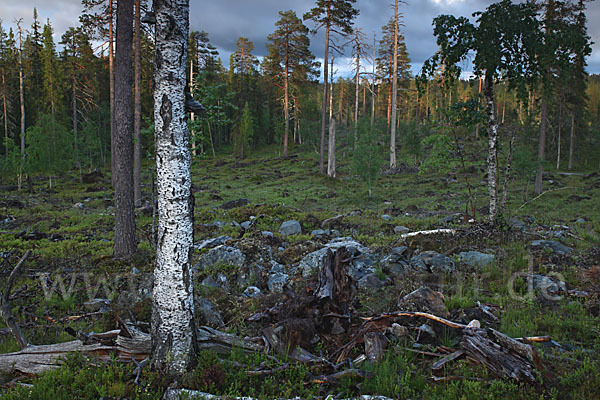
[{"xmin": 1, "ymin": 248, "xmax": 551, "ymax": 391}]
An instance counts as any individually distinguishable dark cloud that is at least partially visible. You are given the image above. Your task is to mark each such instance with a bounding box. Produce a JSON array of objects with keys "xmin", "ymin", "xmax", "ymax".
[{"xmin": 2, "ymin": 0, "xmax": 599, "ymax": 75}]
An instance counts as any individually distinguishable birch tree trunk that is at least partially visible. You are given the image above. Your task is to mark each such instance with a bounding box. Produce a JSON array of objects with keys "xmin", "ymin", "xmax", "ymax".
[
  {"xmin": 389, "ymin": 0, "xmax": 399, "ymax": 169},
  {"xmin": 133, "ymin": 0, "xmax": 142, "ymax": 207},
  {"xmin": 151, "ymin": 0, "xmax": 197, "ymax": 375},
  {"xmin": 2, "ymin": 71, "xmax": 8, "ymax": 158},
  {"xmin": 113, "ymin": 0, "xmax": 137, "ymax": 258},
  {"xmin": 568, "ymin": 114, "xmax": 575, "ymax": 170},
  {"xmin": 327, "ymin": 118, "xmax": 336, "ymax": 178},
  {"xmin": 484, "ymin": 75, "xmax": 499, "ymax": 223}
]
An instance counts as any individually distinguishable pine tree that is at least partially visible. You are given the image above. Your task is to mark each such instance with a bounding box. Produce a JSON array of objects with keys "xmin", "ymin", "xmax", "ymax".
[
  {"xmin": 265, "ymin": 10, "xmax": 317, "ymax": 157},
  {"xmin": 304, "ymin": 0, "xmax": 359, "ymax": 174},
  {"xmin": 40, "ymin": 21, "xmax": 64, "ymax": 120},
  {"xmin": 113, "ymin": 0, "xmax": 137, "ymax": 258}
]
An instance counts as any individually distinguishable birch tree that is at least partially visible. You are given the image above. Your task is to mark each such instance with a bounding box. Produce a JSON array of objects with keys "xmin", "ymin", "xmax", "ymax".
[
  {"xmin": 151, "ymin": 0, "xmax": 197, "ymax": 375},
  {"xmin": 422, "ymin": 0, "xmax": 540, "ymax": 223}
]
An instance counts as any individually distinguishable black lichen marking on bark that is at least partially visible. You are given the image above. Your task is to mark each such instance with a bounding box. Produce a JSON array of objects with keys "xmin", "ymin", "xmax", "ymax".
[
  {"xmin": 155, "ymin": 48, "xmax": 162, "ymax": 73},
  {"xmin": 160, "ymin": 93, "xmax": 172, "ymax": 130},
  {"xmin": 183, "ymin": 263, "xmax": 191, "ymax": 295},
  {"xmin": 158, "ymin": 229, "xmax": 166, "ymax": 252},
  {"xmin": 165, "ymin": 14, "xmax": 178, "ymax": 40}
]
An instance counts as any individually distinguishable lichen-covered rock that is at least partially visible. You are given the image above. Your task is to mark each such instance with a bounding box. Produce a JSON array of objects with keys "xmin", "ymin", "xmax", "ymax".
[
  {"xmin": 399, "ymin": 287, "xmax": 448, "ymax": 318},
  {"xmin": 296, "ymin": 237, "xmax": 374, "ymax": 279},
  {"xmin": 458, "ymin": 251, "xmax": 496, "ymax": 268},
  {"xmin": 194, "ymin": 235, "xmax": 232, "ymax": 251},
  {"xmin": 195, "ymin": 297, "xmax": 224, "ymax": 328},
  {"xmin": 195, "ymin": 245, "xmax": 245, "ymax": 270},
  {"xmin": 410, "ymin": 251, "xmax": 455, "ymax": 273},
  {"xmin": 530, "ymin": 240, "xmax": 573, "ymax": 255},
  {"xmin": 279, "ymin": 220, "xmax": 302, "ymax": 236}
]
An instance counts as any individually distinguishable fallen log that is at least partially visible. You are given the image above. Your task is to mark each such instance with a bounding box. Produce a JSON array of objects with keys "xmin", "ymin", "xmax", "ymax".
[
  {"xmin": 0, "ymin": 250, "xmax": 32, "ymax": 349},
  {"xmin": 400, "ymin": 229, "xmax": 457, "ymax": 239}
]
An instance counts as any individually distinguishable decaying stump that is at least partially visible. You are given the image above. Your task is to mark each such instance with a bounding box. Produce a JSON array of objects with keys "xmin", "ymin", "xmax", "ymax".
[{"xmin": 461, "ymin": 328, "xmax": 545, "ymax": 386}]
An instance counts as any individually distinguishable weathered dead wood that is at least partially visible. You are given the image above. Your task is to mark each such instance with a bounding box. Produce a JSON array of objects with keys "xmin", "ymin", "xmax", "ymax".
[
  {"xmin": 0, "ymin": 340, "xmax": 116, "ymax": 375},
  {"xmin": 364, "ymin": 332, "xmax": 384, "ymax": 362},
  {"xmin": 431, "ymin": 350, "xmax": 465, "ymax": 371},
  {"xmin": 361, "ymin": 311, "xmax": 468, "ymax": 329},
  {"xmin": 312, "ymin": 368, "xmax": 374, "ymax": 384},
  {"xmin": 262, "ymin": 325, "xmax": 317, "ymax": 363},
  {"xmin": 0, "ymin": 250, "xmax": 32, "ymax": 349},
  {"xmin": 198, "ymin": 326, "xmax": 263, "ymax": 354},
  {"xmin": 400, "ymin": 229, "xmax": 457, "ymax": 239},
  {"xmin": 460, "ymin": 328, "xmax": 543, "ymax": 385}
]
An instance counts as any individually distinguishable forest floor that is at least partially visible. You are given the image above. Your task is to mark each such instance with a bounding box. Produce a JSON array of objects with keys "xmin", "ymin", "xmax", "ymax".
[{"xmin": 1, "ymin": 142, "xmax": 600, "ymax": 399}]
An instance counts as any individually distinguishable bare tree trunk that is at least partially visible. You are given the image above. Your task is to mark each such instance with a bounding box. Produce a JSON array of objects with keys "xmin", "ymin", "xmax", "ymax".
[
  {"xmin": 338, "ymin": 78, "xmax": 343, "ymax": 123},
  {"xmin": 283, "ymin": 53, "xmax": 290, "ymax": 157},
  {"xmin": 484, "ymin": 75, "xmax": 499, "ymax": 223},
  {"xmin": 109, "ymin": 0, "xmax": 116, "ymax": 187},
  {"xmin": 329, "ymin": 56, "xmax": 334, "ymax": 121},
  {"xmin": 534, "ymin": 97, "xmax": 547, "ymax": 195},
  {"xmin": 17, "ymin": 23, "xmax": 25, "ymax": 156},
  {"xmin": 371, "ymin": 34, "xmax": 376, "ymax": 127},
  {"xmin": 152, "ymin": 0, "xmax": 197, "ymax": 375},
  {"xmin": 327, "ymin": 118, "xmax": 336, "ymax": 178},
  {"xmin": 133, "ymin": 0, "xmax": 142, "ymax": 207},
  {"xmin": 319, "ymin": 24, "xmax": 330, "ymax": 174},
  {"xmin": 354, "ymin": 44, "xmax": 360, "ymax": 147},
  {"xmin": 72, "ymin": 67, "xmax": 79, "ymax": 170},
  {"xmin": 568, "ymin": 114, "xmax": 575, "ymax": 170},
  {"xmin": 556, "ymin": 102, "xmax": 562, "ymax": 170},
  {"xmin": 2, "ymin": 71, "xmax": 7, "ymax": 158},
  {"xmin": 113, "ymin": 0, "xmax": 137, "ymax": 258},
  {"xmin": 389, "ymin": 0, "xmax": 399, "ymax": 169}
]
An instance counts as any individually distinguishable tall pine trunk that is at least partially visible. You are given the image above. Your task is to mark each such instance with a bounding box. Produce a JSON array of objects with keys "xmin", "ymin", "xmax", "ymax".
[
  {"xmin": 319, "ymin": 23, "xmax": 330, "ymax": 174},
  {"xmin": 109, "ymin": 0, "xmax": 116, "ymax": 187},
  {"xmin": 283, "ymin": 50, "xmax": 290, "ymax": 157},
  {"xmin": 17, "ymin": 24, "xmax": 25, "ymax": 156},
  {"xmin": 534, "ymin": 97, "xmax": 547, "ymax": 195},
  {"xmin": 2, "ymin": 71, "xmax": 7, "ymax": 158},
  {"xmin": 151, "ymin": 0, "xmax": 197, "ymax": 375},
  {"xmin": 113, "ymin": 0, "xmax": 137, "ymax": 258},
  {"xmin": 133, "ymin": 0, "xmax": 142, "ymax": 207},
  {"xmin": 390, "ymin": 0, "xmax": 399, "ymax": 169},
  {"xmin": 484, "ymin": 75, "xmax": 499, "ymax": 223}
]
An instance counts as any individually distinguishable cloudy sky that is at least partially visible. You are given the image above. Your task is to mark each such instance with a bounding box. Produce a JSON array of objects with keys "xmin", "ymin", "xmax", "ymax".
[{"xmin": 2, "ymin": 0, "xmax": 599, "ymax": 79}]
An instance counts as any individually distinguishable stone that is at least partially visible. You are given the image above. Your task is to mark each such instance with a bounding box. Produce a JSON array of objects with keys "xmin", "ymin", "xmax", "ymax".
[
  {"xmin": 458, "ymin": 251, "xmax": 496, "ymax": 268},
  {"xmin": 220, "ymin": 198, "xmax": 250, "ymax": 210},
  {"xmin": 195, "ymin": 297, "xmax": 224, "ymax": 328},
  {"xmin": 311, "ymin": 229, "xmax": 329, "ymax": 237},
  {"xmin": 509, "ymin": 218, "xmax": 527, "ymax": 230},
  {"xmin": 242, "ymin": 286, "xmax": 262, "ymax": 298},
  {"xmin": 267, "ymin": 272, "xmax": 289, "ymax": 293},
  {"xmin": 357, "ymin": 273, "xmax": 388, "ymax": 290},
  {"xmin": 296, "ymin": 237, "xmax": 373, "ymax": 279},
  {"xmin": 131, "ymin": 266, "xmax": 140, "ymax": 275},
  {"xmin": 201, "ymin": 276, "xmax": 220, "ymax": 289},
  {"xmin": 530, "ymin": 240, "xmax": 573, "ymax": 255},
  {"xmin": 279, "ymin": 220, "xmax": 302, "ymax": 236},
  {"xmin": 410, "ymin": 251, "xmax": 455, "ymax": 273},
  {"xmin": 73, "ymin": 202, "xmax": 85, "ymax": 209},
  {"xmin": 322, "ymin": 214, "xmax": 344, "ymax": 228},
  {"xmin": 261, "ymin": 231, "xmax": 274, "ymax": 238},
  {"xmin": 195, "ymin": 245, "xmax": 245, "ymax": 270},
  {"xmin": 394, "ymin": 226, "xmax": 411, "ymax": 234},
  {"xmin": 528, "ymin": 274, "xmax": 567, "ymax": 295},
  {"xmin": 194, "ymin": 235, "xmax": 232, "ymax": 251},
  {"xmin": 388, "ymin": 323, "xmax": 409, "ymax": 338},
  {"xmin": 418, "ymin": 323, "xmax": 436, "ymax": 339},
  {"xmin": 240, "ymin": 221, "xmax": 252, "ymax": 230},
  {"xmin": 440, "ymin": 213, "xmax": 462, "ymax": 224},
  {"xmin": 381, "ymin": 214, "xmax": 392, "ymax": 221},
  {"xmin": 84, "ymin": 298, "xmax": 111, "ymax": 312},
  {"xmin": 399, "ymin": 287, "xmax": 448, "ymax": 317}
]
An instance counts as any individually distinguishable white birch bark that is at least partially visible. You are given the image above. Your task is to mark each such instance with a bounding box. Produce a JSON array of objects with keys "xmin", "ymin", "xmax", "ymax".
[
  {"xmin": 327, "ymin": 117, "xmax": 336, "ymax": 178},
  {"xmin": 151, "ymin": 0, "xmax": 196, "ymax": 375},
  {"xmin": 484, "ymin": 75, "xmax": 498, "ymax": 223}
]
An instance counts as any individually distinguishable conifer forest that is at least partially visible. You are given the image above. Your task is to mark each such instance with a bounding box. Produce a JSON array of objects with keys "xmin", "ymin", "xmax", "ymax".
[{"xmin": 0, "ymin": 0, "xmax": 600, "ymax": 398}]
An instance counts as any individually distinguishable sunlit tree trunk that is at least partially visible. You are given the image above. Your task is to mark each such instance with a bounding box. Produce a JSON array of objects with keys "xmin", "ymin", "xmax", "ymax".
[
  {"xmin": 151, "ymin": 0, "xmax": 197, "ymax": 375},
  {"xmin": 484, "ymin": 74, "xmax": 499, "ymax": 222}
]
